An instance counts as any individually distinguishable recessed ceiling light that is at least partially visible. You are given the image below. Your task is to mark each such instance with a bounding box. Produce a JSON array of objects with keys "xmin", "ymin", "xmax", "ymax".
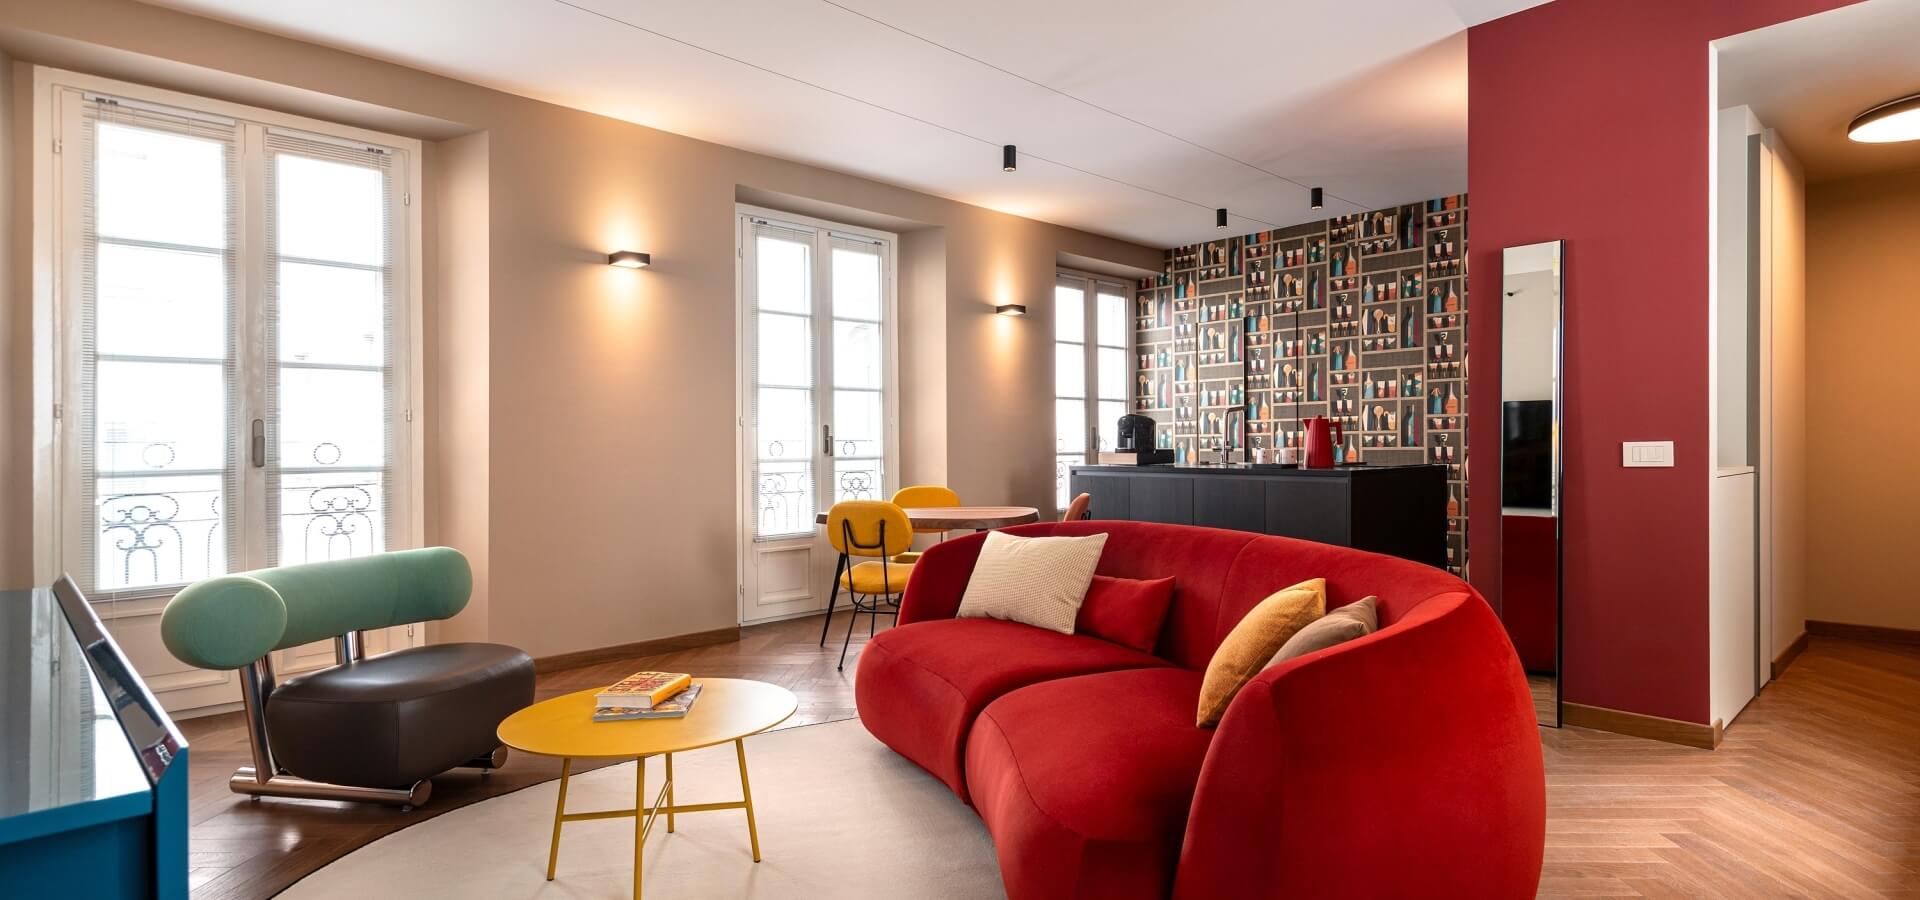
[{"xmin": 1849, "ymin": 94, "xmax": 1920, "ymax": 143}]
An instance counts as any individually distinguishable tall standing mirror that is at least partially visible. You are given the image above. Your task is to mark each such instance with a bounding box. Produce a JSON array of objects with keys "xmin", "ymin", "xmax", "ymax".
[{"xmin": 1500, "ymin": 241, "xmax": 1563, "ymax": 727}]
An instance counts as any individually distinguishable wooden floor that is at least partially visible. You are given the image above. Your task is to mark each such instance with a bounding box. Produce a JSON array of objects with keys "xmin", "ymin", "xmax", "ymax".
[{"xmin": 178, "ymin": 620, "xmax": 1920, "ymax": 899}]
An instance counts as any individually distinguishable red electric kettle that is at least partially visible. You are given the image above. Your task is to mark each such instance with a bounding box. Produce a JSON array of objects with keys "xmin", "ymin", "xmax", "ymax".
[{"xmin": 1303, "ymin": 415, "xmax": 1343, "ymax": 469}]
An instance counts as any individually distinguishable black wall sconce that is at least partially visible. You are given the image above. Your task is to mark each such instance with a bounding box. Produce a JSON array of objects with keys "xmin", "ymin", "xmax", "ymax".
[
  {"xmin": 995, "ymin": 303, "xmax": 1027, "ymax": 316},
  {"xmin": 608, "ymin": 250, "xmax": 651, "ymax": 269}
]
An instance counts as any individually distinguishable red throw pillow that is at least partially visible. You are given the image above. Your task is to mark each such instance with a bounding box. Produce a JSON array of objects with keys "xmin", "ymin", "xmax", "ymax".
[{"xmin": 1075, "ymin": 575, "xmax": 1177, "ymax": 653}]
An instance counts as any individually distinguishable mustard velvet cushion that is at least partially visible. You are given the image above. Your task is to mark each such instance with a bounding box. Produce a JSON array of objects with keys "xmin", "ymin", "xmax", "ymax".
[
  {"xmin": 1263, "ymin": 596, "xmax": 1377, "ymax": 669},
  {"xmin": 1196, "ymin": 578, "xmax": 1326, "ymax": 726}
]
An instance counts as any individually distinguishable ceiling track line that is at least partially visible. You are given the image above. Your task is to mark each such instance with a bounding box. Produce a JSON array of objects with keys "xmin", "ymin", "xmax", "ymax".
[
  {"xmin": 548, "ymin": 0, "xmax": 1302, "ymax": 232},
  {"xmin": 812, "ymin": 0, "xmax": 1369, "ymax": 211}
]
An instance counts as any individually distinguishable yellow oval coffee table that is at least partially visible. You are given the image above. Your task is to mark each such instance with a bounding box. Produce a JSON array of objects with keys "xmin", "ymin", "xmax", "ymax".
[{"xmin": 497, "ymin": 677, "xmax": 798, "ymax": 900}]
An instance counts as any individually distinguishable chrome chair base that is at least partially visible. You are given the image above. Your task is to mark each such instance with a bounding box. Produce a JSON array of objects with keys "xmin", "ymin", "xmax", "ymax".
[{"xmin": 230, "ymin": 767, "xmax": 432, "ymax": 810}]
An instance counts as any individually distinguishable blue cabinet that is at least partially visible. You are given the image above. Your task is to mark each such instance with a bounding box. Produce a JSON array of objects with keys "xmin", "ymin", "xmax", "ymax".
[{"xmin": 1, "ymin": 582, "xmax": 188, "ymax": 899}]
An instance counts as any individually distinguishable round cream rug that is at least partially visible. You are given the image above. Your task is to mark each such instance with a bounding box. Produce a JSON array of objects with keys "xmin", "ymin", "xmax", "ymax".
[{"xmin": 282, "ymin": 719, "xmax": 1005, "ymax": 899}]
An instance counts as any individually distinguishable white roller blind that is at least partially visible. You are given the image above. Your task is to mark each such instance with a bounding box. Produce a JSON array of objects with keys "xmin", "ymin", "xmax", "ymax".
[
  {"xmin": 76, "ymin": 95, "xmax": 242, "ymax": 595},
  {"xmin": 262, "ymin": 129, "xmax": 398, "ymax": 566},
  {"xmin": 749, "ymin": 219, "xmax": 820, "ymax": 539}
]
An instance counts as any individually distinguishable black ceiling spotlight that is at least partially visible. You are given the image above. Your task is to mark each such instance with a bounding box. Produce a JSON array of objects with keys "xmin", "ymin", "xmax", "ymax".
[
  {"xmin": 1310, "ymin": 187, "xmax": 1324, "ymax": 210},
  {"xmin": 1216, "ymin": 208, "xmax": 1228, "ymax": 228},
  {"xmin": 1002, "ymin": 144, "xmax": 1017, "ymax": 172}
]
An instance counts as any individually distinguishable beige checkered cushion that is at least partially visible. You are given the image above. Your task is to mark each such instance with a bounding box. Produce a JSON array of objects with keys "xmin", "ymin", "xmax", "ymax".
[{"xmin": 956, "ymin": 531, "xmax": 1109, "ymax": 634}]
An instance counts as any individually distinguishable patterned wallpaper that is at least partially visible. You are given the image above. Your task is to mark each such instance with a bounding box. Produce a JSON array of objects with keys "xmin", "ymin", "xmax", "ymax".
[{"xmin": 1133, "ymin": 194, "xmax": 1471, "ymax": 574}]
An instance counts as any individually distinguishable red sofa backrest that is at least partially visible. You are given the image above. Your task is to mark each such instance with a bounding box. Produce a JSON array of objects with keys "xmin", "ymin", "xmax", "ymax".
[{"xmin": 986, "ymin": 520, "xmax": 1472, "ymax": 669}]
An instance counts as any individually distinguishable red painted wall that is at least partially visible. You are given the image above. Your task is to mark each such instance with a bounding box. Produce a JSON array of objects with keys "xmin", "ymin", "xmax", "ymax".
[{"xmin": 1466, "ymin": 0, "xmax": 1855, "ymax": 724}]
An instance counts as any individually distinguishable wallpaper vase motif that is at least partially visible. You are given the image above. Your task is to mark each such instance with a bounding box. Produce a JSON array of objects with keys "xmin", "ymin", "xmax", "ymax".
[{"xmin": 1133, "ymin": 194, "xmax": 1472, "ymax": 575}]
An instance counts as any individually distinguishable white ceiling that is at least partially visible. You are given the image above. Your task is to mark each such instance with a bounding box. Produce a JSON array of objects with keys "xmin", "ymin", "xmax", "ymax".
[
  {"xmin": 1717, "ymin": 0, "xmax": 1920, "ymax": 183},
  {"xmin": 143, "ymin": 0, "xmax": 1549, "ymax": 247}
]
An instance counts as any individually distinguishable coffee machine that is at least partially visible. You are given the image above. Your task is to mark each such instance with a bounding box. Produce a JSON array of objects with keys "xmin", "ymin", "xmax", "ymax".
[
  {"xmin": 1113, "ymin": 414, "xmax": 1174, "ymax": 465},
  {"xmin": 1115, "ymin": 414, "xmax": 1155, "ymax": 452}
]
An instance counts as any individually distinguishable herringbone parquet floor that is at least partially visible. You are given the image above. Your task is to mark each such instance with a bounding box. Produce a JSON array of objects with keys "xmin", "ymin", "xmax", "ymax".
[{"xmin": 176, "ymin": 618, "xmax": 1919, "ymax": 899}]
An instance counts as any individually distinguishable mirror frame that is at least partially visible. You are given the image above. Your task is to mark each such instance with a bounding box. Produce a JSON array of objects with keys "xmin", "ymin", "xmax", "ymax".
[{"xmin": 1498, "ymin": 240, "xmax": 1564, "ymax": 728}]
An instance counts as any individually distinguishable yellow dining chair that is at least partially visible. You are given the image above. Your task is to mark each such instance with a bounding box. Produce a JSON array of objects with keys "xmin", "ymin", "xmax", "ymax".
[
  {"xmin": 823, "ymin": 500, "xmax": 916, "ymax": 670},
  {"xmin": 1062, "ymin": 492, "xmax": 1092, "ymax": 522},
  {"xmin": 889, "ymin": 485, "xmax": 961, "ymax": 564}
]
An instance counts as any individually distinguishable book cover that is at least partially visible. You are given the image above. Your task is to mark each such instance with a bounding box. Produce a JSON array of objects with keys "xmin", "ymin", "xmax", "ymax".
[
  {"xmin": 595, "ymin": 671, "xmax": 692, "ymax": 709},
  {"xmin": 593, "ymin": 684, "xmax": 703, "ymax": 722}
]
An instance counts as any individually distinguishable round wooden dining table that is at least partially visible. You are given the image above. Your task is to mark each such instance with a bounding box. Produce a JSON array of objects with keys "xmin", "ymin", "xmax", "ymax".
[{"xmin": 812, "ymin": 505, "xmax": 1041, "ymax": 531}]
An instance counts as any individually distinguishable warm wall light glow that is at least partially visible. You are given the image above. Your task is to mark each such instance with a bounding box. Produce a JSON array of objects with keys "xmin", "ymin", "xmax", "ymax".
[
  {"xmin": 607, "ymin": 250, "xmax": 651, "ymax": 268},
  {"xmin": 1849, "ymin": 94, "xmax": 1920, "ymax": 143},
  {"xmin": 996, "ymin": 303, "xmax": 1027, "ymax": 316}
]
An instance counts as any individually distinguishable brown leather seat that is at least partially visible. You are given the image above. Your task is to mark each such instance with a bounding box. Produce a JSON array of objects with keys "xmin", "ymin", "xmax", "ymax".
[{"xmin": 266, "ymin": 643, "xmax": 535, "ymax": 789}]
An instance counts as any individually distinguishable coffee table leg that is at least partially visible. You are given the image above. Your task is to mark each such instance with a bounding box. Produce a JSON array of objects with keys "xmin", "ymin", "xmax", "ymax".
[
  {"xmin": 645, "ymin": 756, "xmax": 652, "ymax": 894},
  {"xmin": 664, "ymin": 752, "xmax": 675, "ymax": 833},
  {"xmin": 546, "ymin": 757, "xmax": 572, "ymax": 881},
  {"xmin": 735, "ymin": 738, "xmax": 762, "ymax": 862}
]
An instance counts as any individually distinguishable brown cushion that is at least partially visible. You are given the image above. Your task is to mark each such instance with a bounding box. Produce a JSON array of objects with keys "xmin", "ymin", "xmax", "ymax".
[
  {"xmin": 1263, "ymin": 596, "xmax": 1377, "ymax": 669},
  {"xmin": 266, "ymin": 642, "xmax": 534, "ymax": 788},
  {"xmin": 1196, "ymin": 578, "xmax": 1325, "ymax": 726}
]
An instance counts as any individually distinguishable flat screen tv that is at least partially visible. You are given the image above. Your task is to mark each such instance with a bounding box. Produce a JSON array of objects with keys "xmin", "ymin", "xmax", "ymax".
[{"xmin": 1502, "ymin": 400, "xmax": 1554, "ymax": 509}]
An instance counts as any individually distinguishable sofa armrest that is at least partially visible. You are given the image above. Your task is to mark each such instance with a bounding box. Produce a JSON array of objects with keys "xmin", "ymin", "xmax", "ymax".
[
  {"xmin": 1174, "ymin": 592, "xmax": 1545, "ymax": 899},
  {"xmin": 896, "ymin": 531, "xmax": 990, "ymax": 625}
]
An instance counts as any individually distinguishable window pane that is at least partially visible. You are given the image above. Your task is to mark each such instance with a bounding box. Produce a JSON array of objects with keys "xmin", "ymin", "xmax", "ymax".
[
  {"xmin": 834, "ymin": 389, "xmax": 882, "ymax": 459},
  {"xmin": 276, "ymin": 154, "xmax": 384, "ymax": 266},
  {"xmin": 1098, "ymin": 347, "xmax": 1126, "ymax": 401},
  {"xmin": 278, "ymin": 368, "xmax": 384, "ymax": 470},
  {"xmin": 1097, "ymin": 400, "xmax": 1126, "ymax": 452},
  {"xmin": 755, "ymin": 460, "xmax": 814, "ymax": 538},
  {"xmin": 1055, "ymin": 398, "xmax": 1085, "ymax": 456},
  {"xmin": 279, "ymin": 470, "xmax": 385, "ymax": 565},
  {"xmin": 96, "ymin": 243, "xmax": 225, "ymax": 360},
  {"xmin": 94, "ymin": 473, "xmax": 225, "ymax": 592},
  {"xmin": 757, "ymin": 312, "xmax": 812, "ymax": 387},
  {"xmin": 755, "ymin": 387, "xmax": 812, "ymax": 460},
  {"xmin": 95, "ymin": 360, "xmax": 227, "ymax": 474},
  {"xmin": 1055, "ymin": 284, "xmax": 1085, "ymax": 342},
  {"xmin": 278, "ymin": 262, "xmax": 384, "ymax": 367},
  {"xmin": 1054, "ymin": 342, "xmax": 1085, "ymax": 399},
  {"xmin": 1055, "ymin": 454, "xmax": 1083, "ymax": 511},
  {"xmin": 756, "ymin": 236, "xmax": 811, "ymax": 314},
  {"xmin": 834, "ymin": 457, "xmax": 884, "ymax": 504},
  {"xmin": 832, "ymin": 246, "xmax": 881, "ymax": 321},
  {"xmin": 1096, "ymin": 290, "xmax": 1128, "ymax": 347},
  {"xmin": 833, "ymin": 320, "xmax": 881, "ymax": 389},
  {"xmin": 96, "ymin": 122, "xmax": 226, "ymax": 248}
]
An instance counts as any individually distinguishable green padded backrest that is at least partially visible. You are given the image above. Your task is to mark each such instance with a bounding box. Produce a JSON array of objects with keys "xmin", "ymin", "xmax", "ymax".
[{"xmin": 160, "ymin": 547, "xmax": 472, "ymax": 670}]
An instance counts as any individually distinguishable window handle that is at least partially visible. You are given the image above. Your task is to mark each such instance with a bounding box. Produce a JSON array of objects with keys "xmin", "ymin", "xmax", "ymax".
[
  {"xmin": 251, "ymin": 418, "xmax": 265, "ymax": 468},
  {"xmin": 822, "ymin": 424, "xmax": 833, "ymax": 457}
]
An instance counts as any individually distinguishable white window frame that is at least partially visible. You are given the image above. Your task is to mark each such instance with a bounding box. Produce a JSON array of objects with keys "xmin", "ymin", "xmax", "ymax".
[
  {"xmin": 733, "ymin": 204, "xmax": 900, "ymax": 625},
  {"xmin": 1055, "ymin": 269, "xmax": 1133, "ymax": 511},
  {"xmin": 29, "ymin": 67, "xmax": 426, "ymax": 600}
]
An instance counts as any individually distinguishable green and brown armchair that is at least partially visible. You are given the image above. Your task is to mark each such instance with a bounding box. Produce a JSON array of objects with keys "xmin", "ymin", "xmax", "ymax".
[{"xmin": 161, "ymin": 548, "xmax": 533, "ymax": 808}]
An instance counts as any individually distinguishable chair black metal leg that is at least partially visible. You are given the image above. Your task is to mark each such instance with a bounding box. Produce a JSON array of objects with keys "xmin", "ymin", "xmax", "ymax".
[
  {"xmin": 820, "ymin": 554, "xmax": 848, "ymax": 647},
  {"xmin": 838, "ymin": 593, "xmax": 862, "ymax": 671}
]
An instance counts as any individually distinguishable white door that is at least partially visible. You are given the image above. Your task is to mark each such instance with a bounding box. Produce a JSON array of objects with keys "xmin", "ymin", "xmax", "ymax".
[
  {"xmin": 736, "ymin": 209, "xmax": 897, "ymax": 625},
  {"xmin": 44, "ymin": 79, "xmax": 421, "ymax": 712}
]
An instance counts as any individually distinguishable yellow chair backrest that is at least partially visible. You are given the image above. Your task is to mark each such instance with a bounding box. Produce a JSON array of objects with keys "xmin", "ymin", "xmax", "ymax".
[
  {"xmin": 891, "ymin": 485, "xmax": 959, "ymax": 535},
  {"xmin": 1062, "ymin": 492, "xmax": 1092, "ymax": 522},
  {"xmin": 891, "ymin": 485, "xmax": 960, "ymax": 509},
  {"xmin": 827, "ymin": 501, "xmax": 914, "ymax": 559}
]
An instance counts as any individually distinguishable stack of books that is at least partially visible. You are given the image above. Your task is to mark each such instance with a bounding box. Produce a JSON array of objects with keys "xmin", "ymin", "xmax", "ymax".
[{"xmin": 592, "ymin": 671, "xmax": 703, "ymax": 722}]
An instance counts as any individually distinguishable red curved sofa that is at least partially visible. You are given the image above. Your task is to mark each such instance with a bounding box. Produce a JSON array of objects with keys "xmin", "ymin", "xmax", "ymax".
[{"xmin": 855, "ymin": 520, "xmax": 1544, "ymax": 899}]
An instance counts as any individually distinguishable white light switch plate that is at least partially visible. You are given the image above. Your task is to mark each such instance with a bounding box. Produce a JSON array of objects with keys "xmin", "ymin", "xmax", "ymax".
[{"xmin": 1621, "ymin": 440, "xmax": 1675, "ymax": 468}]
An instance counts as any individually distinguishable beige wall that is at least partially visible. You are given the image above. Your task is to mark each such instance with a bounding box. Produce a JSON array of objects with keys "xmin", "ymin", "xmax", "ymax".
[
  {"xmin": 1805, "ymin": 167, "xmax": 1920, "ymax": 633},
  {"xmin": 0, "ymin": 0, "xmax": 1158, "ymax": 657}
]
